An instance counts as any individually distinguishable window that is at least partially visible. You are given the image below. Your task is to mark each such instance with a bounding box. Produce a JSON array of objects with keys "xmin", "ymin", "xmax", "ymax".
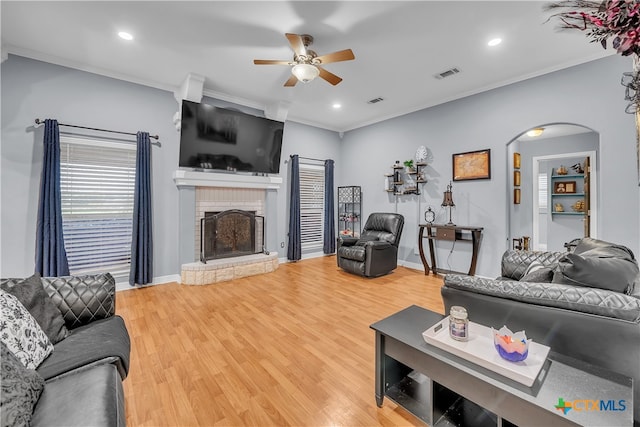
[
  {"xmin": 299, "ymin": 164, "xmax": 325, "ymax": 250},
  {"xmin": 538, "ymin": 172, "xmax": 548, "ymax": 211},
  {"xmin": 60, "ymin": 136, "xmax": 136, "ymax": 277}
]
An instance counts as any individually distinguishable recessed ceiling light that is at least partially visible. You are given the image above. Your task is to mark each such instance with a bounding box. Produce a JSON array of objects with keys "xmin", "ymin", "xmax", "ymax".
[
  {"xmin": 488, "ymin": 38, "xmax": 502, "ymax": 47},
  {"xmin": 118, "ymin": 31, "xmax": 134, "ymax": 41},
  {"xmin": 332, "ymin": 103, "xmax": 342, "ymax": 109}
]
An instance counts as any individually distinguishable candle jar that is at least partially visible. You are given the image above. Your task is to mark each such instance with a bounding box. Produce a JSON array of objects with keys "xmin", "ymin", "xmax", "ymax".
[{"xmin": 449, "ymin": 306, "xmax": 469, "ymax": 341}]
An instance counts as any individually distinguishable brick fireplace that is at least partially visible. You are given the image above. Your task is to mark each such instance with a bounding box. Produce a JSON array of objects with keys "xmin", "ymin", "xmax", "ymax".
[
  {"xmin": 194, "ymin": 187, "xmax": 265, "ymax": 262},
  {"xmin": 174, "ymin": 170, "xmax": 282, "ymax": 285}
]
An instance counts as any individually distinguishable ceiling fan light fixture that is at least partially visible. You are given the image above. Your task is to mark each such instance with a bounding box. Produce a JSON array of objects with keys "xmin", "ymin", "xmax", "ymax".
[
  {"xmin": 526, "ymin": 127, "xmax": 545, "ymax": 137},
  {"xmin": 291, "ymin": 63, "xmax": 319, "ymax": 83}
]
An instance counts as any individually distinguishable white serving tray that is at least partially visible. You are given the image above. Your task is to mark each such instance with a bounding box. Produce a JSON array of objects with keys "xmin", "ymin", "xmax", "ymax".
[{"xmin": 422, "ymin": 317, "xmax": 550, "ymax": 387}]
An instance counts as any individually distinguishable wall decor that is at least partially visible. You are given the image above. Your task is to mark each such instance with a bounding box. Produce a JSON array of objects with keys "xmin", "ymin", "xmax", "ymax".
[
  {"xmin": 452, "ymin": 149, "xmax": 491, "ymax": 181},
  {"xmin": 513, "ymin": 152, "xmax": 521, "ymax": 170},
  {"xmin": 514, "ymin": 188, "xmax": 521, "ymax": 204},
  {"xmin": 553, "ymin": 181, "xmax": 576, "ymax": 194},
  {"xmin": 514, "ymin": 170, "xmax": 521, "ymax": 187}
]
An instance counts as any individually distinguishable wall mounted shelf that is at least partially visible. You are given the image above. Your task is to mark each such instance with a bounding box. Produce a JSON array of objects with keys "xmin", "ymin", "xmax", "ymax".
[{"xmin": 384, "ymin": 162, "xmax": 427, "ymax": 196}]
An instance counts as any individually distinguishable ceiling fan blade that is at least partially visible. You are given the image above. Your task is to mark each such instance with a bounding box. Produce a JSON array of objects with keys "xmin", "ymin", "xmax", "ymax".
[
  {"xmin": 315, "ymin": 49, "xmax": 355, "ymax": 64},
  {"xmin": 285, "ymin": 33, "xmax": 306, "ymax": 57},
  {"xmin": 317, "ymin": 66, "xmax": 342, "ymax": 86},
  {"xmin": 254, "ymin": 59, "xmax": 291, "ymax": 65},
  {"xmin": 284, "ymin": 74, "xmax": 298, "ymax": 87}
]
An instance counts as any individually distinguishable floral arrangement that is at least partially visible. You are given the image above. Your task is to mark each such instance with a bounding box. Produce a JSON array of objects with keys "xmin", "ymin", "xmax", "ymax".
[
  {"xmin": 545, "ymin": 1, "xmax": 640, "ymax": 56},
  {"xmin": 545, "ymin": 1, "xmax": 639, "ymax": 112}
]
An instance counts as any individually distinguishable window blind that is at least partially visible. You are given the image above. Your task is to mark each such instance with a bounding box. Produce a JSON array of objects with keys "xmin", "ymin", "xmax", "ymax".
[
  {"xmin": 538, "ymin": 173, "xmax": 548, "ymax": 210},
  {"xmin": 60, "ymin": 137, "xmax": 136, "ymax": 276},
  {"xmin": 299, "ymin": 164, "xmax": 325, "ymax": 250}
]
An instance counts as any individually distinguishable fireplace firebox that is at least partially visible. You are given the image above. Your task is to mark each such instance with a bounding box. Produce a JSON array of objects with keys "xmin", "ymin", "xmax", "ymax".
[{"xmin": 200, "ymin": 209, "xmax": 265, "ymax": 263}]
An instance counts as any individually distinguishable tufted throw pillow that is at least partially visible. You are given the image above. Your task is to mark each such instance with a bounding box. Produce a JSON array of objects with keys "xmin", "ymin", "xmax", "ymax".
[
  {"xmin": 1, "ymin": 273, "xmax": 69, "ymax": 343},
  {"xmin": 0, "ymin": 289, "xmax": 53, "ymax": 369},
  {"xmin": 553, "ymin": 247, "xmax": 639, "ymax": 294},
  {"xmin": 0, "ymin": 342, "xmax": 45, "ymax": 427},
  {"xmin": 520, "ymin": 267, "xmax": 555, "ymax": 283},
  {"xmin": 519, "ymin": 260, "xmax": 554, "ymax": 283}
]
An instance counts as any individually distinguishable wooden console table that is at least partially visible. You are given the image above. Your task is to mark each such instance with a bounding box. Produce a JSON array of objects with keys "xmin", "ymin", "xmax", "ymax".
[{"xmin": 418, "ymin": 224, "xmax": 483, "ymax": 276}]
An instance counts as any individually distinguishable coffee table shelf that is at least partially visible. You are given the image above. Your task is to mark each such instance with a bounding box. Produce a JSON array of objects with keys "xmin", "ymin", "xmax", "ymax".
[{"xmin": 370, "ymin": 305, "xmax": 633, "ymax": 427}]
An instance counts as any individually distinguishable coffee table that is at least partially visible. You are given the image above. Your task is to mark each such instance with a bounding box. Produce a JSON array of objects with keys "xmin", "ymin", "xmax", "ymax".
[{"xmin": 370, "ymin": 305, "xmax": 633, "ymax": 426}]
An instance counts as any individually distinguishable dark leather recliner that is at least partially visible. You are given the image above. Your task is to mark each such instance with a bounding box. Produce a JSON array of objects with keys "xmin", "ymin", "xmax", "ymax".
[{"xmin": 337, "ymin": 213, "xmax": 404, "ymax": 277}]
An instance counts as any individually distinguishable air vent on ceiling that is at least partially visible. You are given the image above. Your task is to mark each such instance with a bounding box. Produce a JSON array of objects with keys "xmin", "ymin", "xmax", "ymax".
[
  {"xmin": 434, "ymin": 67, "xmax": 460, "ymax": 80},
  {"xmin": 367, "ymin": 97, "xmax": 384, "ymax": 104}
]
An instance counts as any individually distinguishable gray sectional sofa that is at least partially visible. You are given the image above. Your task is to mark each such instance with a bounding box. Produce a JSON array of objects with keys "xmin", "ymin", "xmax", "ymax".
[
  {"xmin": 1, "ymin": 273, "xmax": 130, "ymax": 427},
  {"xmin": 441, "ymin": 238, "xmax": 640, "ymax": 426}
]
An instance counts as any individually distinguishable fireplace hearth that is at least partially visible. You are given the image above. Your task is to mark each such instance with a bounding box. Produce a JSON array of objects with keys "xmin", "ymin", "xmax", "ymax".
[{"xmin": 200, "ymin": 209, "xmax": 264, "ymax": 263}]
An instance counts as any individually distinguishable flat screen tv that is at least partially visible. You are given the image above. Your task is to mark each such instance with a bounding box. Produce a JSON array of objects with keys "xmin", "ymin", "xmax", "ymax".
[{"xmin": 178, "ymin": 100, "xmax": 284, "ymax": 174}]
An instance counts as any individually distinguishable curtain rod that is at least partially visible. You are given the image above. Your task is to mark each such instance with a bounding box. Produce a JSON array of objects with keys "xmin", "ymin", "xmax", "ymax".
[{"xmin": 34, "ymin": 118, "xmax": 160, "ymax": 142}]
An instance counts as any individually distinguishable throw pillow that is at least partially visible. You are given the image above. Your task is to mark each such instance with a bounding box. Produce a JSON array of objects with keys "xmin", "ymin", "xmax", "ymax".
[
  {"xmin": 573, "ymin": 237, "xmax": 636, "ymax": 260},
  {"xmin": 0, "ymin": 342, "xmax": 45, "ymax": 427},
  {"xmin": 520, "ymin": 267, "xmax": 554, "ymax": 283},
  {"xmin": 523, "ymin": 260, "xmax": 545, "ymax": 276},
  {"xmin": 0, "ymin": 289, "xmax": 53, "ymax": 369},
  {"xmin": 0, "ymin": 274, "xmax": 69, "ymax": 344},
  {"xmin": 552, "ymin": 248, "xmax": 639, "ymax": 294},
  {"xmin": 630, "ymin": 272, "xmax": 640, "ymax": 297}
]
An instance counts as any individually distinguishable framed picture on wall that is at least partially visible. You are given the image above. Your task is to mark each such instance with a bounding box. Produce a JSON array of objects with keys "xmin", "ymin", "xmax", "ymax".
[
  {"xmin": 514, "ymin": 170, "xmax": 521, "ymax": 187},
  {"xmin": 514, "ymin": 188, "xmax": 521, "ymax": 204},
  {"xmin": 554, "ymin": 181, "xmax": 576, "ymax": 194},
  {"xmin": 452, "ymin": 149, "xmax": 491, "ymax": 181},
  {"xmin": 513, "ymin": 152, "xmax": 521, "ymax": 169}
]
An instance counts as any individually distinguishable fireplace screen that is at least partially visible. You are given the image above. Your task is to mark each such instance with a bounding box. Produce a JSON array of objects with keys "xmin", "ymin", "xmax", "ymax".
[{"xmin": 200, "ymin": 210, "xmax": 264, "ymax": 262}]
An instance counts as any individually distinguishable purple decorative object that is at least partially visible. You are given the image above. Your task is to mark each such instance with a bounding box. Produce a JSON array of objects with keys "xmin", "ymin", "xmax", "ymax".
[
  {"xmin": 492, "ymin": 326, "xmax": 530, "ymax": 362},
  {"xmin": 494, "ymin": 344, "xmax": 529, "ymax": 362}
]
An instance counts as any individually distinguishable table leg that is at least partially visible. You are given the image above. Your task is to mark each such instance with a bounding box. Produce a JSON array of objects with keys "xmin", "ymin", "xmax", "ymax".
[
  {"xmin": 375, "ymin": 332, "xmax": 385, "ymax": 407},
  {"xmin": 428, "ymin": 232, "xmax": 437, "ymax": 276},
  {"xmin": 418, "ymin": 226, "xmax": 430, "ymax": 275},
  {"xmin": 468, "ymin": 230, "xmax": 482, "ymax": 276}
]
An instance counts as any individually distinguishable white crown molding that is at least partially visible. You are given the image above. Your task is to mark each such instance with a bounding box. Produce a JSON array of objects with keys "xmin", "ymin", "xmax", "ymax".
[
  {"xmin": 5, "ymin": 45, "xmax": 343, "ymax": 133},
  {"xmin": 341, "ymin": 50, "xmax": 615, "ymax": 133},
  {"xmin": 5, "ymin": 45, "xmax": 177, "ymax": 93},
  {"xmin": 202, "ymin": 88, "xmax": 265, "ymax": 111}
]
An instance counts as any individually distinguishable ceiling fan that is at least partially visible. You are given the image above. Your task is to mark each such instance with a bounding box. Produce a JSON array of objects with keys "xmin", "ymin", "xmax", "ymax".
[{"xmin": 254, "ymin": 33, "xmax": 355, "ymax": 87}]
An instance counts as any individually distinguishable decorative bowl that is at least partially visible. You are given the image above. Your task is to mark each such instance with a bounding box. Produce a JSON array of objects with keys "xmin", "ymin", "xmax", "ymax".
[{"xmin": 492, "ymin": 327, "xmax": 530, "ymax": 362}]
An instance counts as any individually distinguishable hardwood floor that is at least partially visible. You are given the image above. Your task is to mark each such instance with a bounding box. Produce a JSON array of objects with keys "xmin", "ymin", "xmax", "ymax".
[{"xmin": 117, "ymin": 256, "xmax": 445, "ymax": 426}]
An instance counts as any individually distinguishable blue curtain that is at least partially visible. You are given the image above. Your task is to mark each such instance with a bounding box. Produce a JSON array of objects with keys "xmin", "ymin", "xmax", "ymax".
[
  {"xmin": 35, "ymin": 119, "xmax": 69, "ymax": 277},
  {"xmin": 323, "ymin": 159, "xmax": 335, "ymax": 254},
  {"xmin": 129, "ymin": 132, "xmax": 153, "ymax": 285},
  {"xmin": 287, "ymin": 155, "xmax": 301, "ymax": 261}
]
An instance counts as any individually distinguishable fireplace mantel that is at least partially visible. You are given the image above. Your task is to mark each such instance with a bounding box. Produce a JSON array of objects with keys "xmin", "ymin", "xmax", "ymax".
[{"xmin": 173, "ymin": 170, "xmax": 282, "ymax": 189}]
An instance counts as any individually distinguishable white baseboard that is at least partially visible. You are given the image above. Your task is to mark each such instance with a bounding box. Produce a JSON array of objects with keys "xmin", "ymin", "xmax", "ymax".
[
  {"xmin": 116, "ymin": 274, "xmax": 180, "ymax": 292},
  {"xmin": 278, "ymin": 251, "xmax": 333, "ymax": 264},
  {"xmin": 398, "ymin": 260, "xmax": 424, "ymax": 271}
]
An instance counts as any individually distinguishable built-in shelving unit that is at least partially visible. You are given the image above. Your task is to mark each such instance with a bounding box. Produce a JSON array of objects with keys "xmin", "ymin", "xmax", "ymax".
[{"xmin": 550, "ymin": 170, "xmax": 585, "ymax": 216}]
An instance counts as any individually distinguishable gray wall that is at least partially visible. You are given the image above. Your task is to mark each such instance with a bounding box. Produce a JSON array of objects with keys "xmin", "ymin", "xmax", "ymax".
[
  {"xmin": 340, "ymin": 54, "xmax": 639, "ymax": 277},
  {"xmin": 2, "ymin": 53, "xmax": 638, "ymax": 280},
  {"xmin": 1, "ymin": 55, "xmax": 179, "ymax": 279},
  {"xmin": 0, "ymin": 55, "xmax": 341, "ymax": 279}
]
